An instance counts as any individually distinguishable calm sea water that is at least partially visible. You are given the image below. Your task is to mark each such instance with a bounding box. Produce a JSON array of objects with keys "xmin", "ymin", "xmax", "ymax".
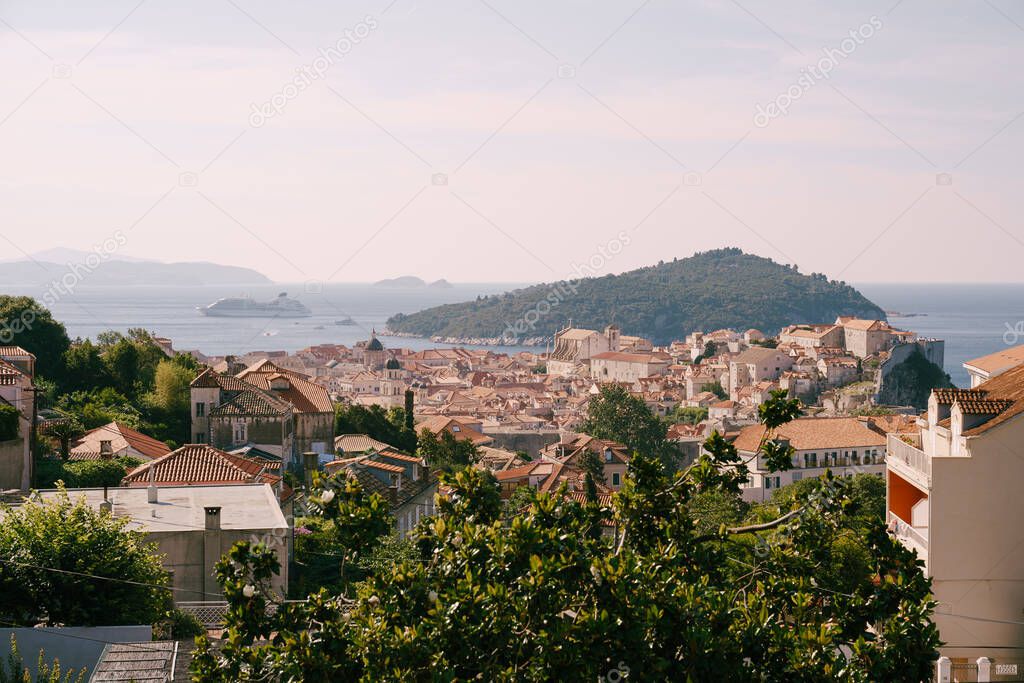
[
  {"xmin": 856, "ymin": 283, "xmax": 1024, "ymax": 388},
  {"xmin": 3, "ymin": 281, "xmax": 1021, "ymax": 388}
]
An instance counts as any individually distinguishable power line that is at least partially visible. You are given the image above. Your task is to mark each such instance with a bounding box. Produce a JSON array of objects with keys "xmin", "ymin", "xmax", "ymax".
[{"xmin": 0, "ymin": 557, "xmax": 221, "ymax": 598}]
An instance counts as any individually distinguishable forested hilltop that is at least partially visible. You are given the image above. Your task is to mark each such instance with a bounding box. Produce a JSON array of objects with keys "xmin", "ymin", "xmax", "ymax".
[{"xmin": 386, "ymin": 248, "xmax": 886, "ymax": 343}]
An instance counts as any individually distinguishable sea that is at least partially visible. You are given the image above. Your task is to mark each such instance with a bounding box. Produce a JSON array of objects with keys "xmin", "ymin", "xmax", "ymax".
[{"xmin": 2, "ymin": 281, "xmax": 1022, "ymax": 389}]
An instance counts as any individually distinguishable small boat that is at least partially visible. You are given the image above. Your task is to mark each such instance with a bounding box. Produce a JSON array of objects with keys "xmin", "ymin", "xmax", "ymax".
[{"xmin": 335, "ymin": 317, "xmax": 356, "ymax": 326}]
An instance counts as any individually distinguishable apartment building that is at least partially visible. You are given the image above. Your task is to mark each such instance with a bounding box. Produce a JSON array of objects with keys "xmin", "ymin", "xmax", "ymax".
[
  {"xmin": 734, "ymin": 417, "xmax": 886, "ymax": 502},
  {"xmin": 886, "ymin": 363, "xmax": 1024, "ymax": 666}
]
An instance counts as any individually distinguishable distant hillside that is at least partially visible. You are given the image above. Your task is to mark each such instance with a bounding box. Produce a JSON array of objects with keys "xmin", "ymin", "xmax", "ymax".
[
  {"xmin": 375, "ymin": 276, "xmax": 452, "ymax": 289},
  {"xmin": 0, "ymin": 259, "xmax": 271, "ymax": 286},
  {"xmin": 386, "ymin": 248, "xmax": 886, "ymax": 343}
]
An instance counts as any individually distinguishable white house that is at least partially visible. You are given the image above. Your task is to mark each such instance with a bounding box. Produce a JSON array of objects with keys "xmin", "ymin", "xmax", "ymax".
[
  {"xmin": 886, "ymin": 364, "xmax": 1024, "ymax": 665},
  {"xmin": 733, "ymin": 416, "xmax": 886, "ymax": 502}
]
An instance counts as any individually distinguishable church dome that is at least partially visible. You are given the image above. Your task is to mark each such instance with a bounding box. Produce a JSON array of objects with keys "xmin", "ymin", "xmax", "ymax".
[
  {"xmin": 385, "ymin": 357, "xmax": 400, "ymax": 370},
  {"xmin": 366, "ymin": 336, "xmax": 384, "ymax": 351}
]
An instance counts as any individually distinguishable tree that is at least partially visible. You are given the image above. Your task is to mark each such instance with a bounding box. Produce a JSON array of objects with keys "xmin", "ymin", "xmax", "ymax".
[
  {"xmin": 102, "ymin": 338, "xmax": 141, "ymax": 396},
  {"xmin": 580, "ymin": 384, "xmax": 674, "ymax": 466},
  {"xmin": 61, "ymin": 341, "xmax": 111, "ymax": 394},
  {"xmin": 41, "ymin": 417, "xmax": 83, "ymax": 459},
  {"xmin": 54, "ymin": 388, "xmax": 141, "ymax": 430},
  {"xmin": 149, "ymin": 359, "xmax": 192, "ymax": 413},
  {"xmin": 403, "ymin": 390, "xmax": 415, "ymax": 433},
  {"xmin": 292, "ymin": 474, "xmax": 392, "ymax": 595},
  {"xmin": 0, "ymin": 488, "xmax": 170, "ymax": 626},
  {"xmin": 702, "ymin": 381, "xmax": 728, "ymax": 400},
  {"xmin": 695, "ymin": 340, "xmax": 717, "ymax": 364},
  {"xmin": 191, "ymin": 392, "xmax": 939, "ymax": 681},
  {"xmin": 577, "ymin": 447, "xmax": 604, "ymax": 502},
  {"xmin": 0, "ymin": 297, "xmax": 70, "ymax": 383},
  {"xmin": 335, "ymin": 403, "xmax": 416, "ymax": 453},
  {"xmin": 416, "ymin": 428, "xmax": 479, "ymax": 471},
  {"xmin": 671, "ymin": 405, "xmax": 707, "ymax": 425}
]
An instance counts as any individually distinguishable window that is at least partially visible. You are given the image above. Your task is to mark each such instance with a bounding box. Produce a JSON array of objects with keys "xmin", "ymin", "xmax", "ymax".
[
  {"xmin": 765, "ymin": 476, "xmax": 780, "ymax": 490},
  {"xmin": 612, "ymin": 472, "xmax": 621, "ymax": 487},
  {"xmin": 452, "ymin": 425, "xmax": 461, "ymax": 432},
  {"xmin": 195, "ymin": 432, "xmax": 206, "ymax": 444},
  {"xmin": 233, "ymin": 422, "xmax": 247, "ymax": 444},
  {"xmin": 804, "ymin": 452, "xmax": 817, "ymax": 468},
  {"xmin": 604, "ymin": 449, "xmax": 612, "ymax": 463},
  {"xmin": 195, "ymin": 402, "xmax": 205, "ymax": 417}
]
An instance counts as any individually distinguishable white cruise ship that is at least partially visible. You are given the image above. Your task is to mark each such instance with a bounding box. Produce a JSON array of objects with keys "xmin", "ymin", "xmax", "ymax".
[{"xmin": 197, "ymin": 292, "xmax": 312, "ymax": 318}]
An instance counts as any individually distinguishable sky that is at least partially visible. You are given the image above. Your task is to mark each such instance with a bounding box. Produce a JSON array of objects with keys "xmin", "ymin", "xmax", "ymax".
[{"xmin": 1, "ymin": 0, "xmax": 1022, "ymax": 284}]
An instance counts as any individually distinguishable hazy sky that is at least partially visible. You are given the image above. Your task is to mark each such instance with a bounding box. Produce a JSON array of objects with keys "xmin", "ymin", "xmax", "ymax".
[{"xmin": 1, "ymin": 0, "xmax": 1022, "ymax": 283}]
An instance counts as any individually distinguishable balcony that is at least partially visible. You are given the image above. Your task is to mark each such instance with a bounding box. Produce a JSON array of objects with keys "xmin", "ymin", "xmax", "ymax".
[
  {"xmin": 887, "ymin": 511, "xmax": 928, "ymax": 568},
  {"xmin": 886, "ymin": 433, "xmax": 931, "ymax": 490}
]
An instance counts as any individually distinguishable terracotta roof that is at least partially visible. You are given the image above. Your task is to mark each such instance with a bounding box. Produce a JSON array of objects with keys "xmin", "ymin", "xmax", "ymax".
[
  {"xmin": 963, "ymin": 344, "xmax": 1024, "ymax": 376},
  {"xmin": 122, "ymin": 444, "xmax": 281, "ymax": 488},
  {"xmin": 416, "ymin": 416, "xmax": 494, "ymax": 446},
  {"xmin": 842, "ymin": 319, "xmax": 888, "ymax": 331},
  {"xmin": 932, "ymin": 388, "xmax": 979, "ymax": 405},
  {"xmin": 956, "ymin": 398, "xmax": 1014, "ymax": 415},
  {"xmin": 0, "ymin": 346, "xmax": 34, "ymax": 358},
  {"xmin": 209, "ymin": 389, "xmax": 292, "ymax": 417},
  {"xmin": 335, "ymin": 461, "xmax": 438, "ymax": 510},
  {"xmin": 334, "ymin": 434, "xmax": 392, "ymax": 453},
  {"xmin": 961, "ymin": 363, "xmax": 1024, "ymax": 436},
  {"xmin": 733, "ymin": 417, "xmax": 886, "ymax": 453},
  {"xmin": 238, "ymin": 361, "xmax": 333, "ymax": 413},
  {"xmin": 70, "ymin": 422, "xmax": 171, "ymax": 460}
]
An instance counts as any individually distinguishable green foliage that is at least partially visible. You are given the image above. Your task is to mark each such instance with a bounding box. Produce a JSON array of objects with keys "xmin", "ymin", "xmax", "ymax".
[
  {"xmin": 0, "ymin": 296, "xmax": 70, "ymax": 383},
  {"xmin": 191, "ymin": 391, "xmax": 939, "ymax": 681},
  {"xmin": 152, "ymin": 608, "xmax": 205, "ymax": 641},
  {"xmin": 671, "ymin": 405, "xmax": 708, "ymax": 425},
  {"xmin": 386, "ymin": 249, "xmax": 886, "ymax": 343},
  {"xmin": 0, "ymin": 488, "xmax": 170, "ymax": 626},
  {"xmin": 416, "ymin": 429, "xmax": 479, "ymax": 471},
  {"xmin": 702, "ymin": 381, "xmax": 728, "ymax": 400},
  {"xmin": 291, "ymin": 474, "xmax": 393, "ymax": 594},
  {"xmin": 580, "ymin": 384, "xmax": 675, "ymax": 467},
  {"xmin": 335, "ymin": 403, "xmax": 416, "ymax": 453},
  {"xmin": 694, "ymin": 340, "xmax": 718, "ymax": 364},
  {"xmin": 1, "ymin": 635, "xmax": 84, "ymax": 683},
  {"xmin": 33, "ymin": 456, "xmax": 140, "ymax": 489},
  {"xmin": 54, "ymin": 389, "xmax": 141, "ymax": 430},
  {"xmin": 60, "ymin": 340, "xmax": 112, "ymax": 395},
  {"xmin": 0, "ymin": 404, "xmax": 19, "ymax": 442},
  {"xmin": 688, "ymin": 489, "xmax": 750, "ymax": 536},
  {"xmin": 40, "ymin": 417, "xmax": 83, "ymax": 459},
  {"xmin": 878, "ymin": 348, "xmax": 954, "ymax": 409}
]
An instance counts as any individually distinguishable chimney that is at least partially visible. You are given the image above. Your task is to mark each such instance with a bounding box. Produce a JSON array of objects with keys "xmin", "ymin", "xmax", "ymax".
[
  {"xmin": 203, "ymin": 506, "xmax": 223, "ymax": 600},
  {"xmin": 99, "ymin": 440, "xmax": 113, "ymax": 460},
  {"xmin": 303, "ymin": 451, "xmax": 319, "ymax": 489},
  {"xmin": 100, "ymin": 485, "xmax": 112, "ymax": 514},
  {"xmin": 204, "ymin": 506, "xmax": 222, "ymax": 530},
  {"xmin": 147, "ymin": 484, "xmax": 159, "ymax": 504}
]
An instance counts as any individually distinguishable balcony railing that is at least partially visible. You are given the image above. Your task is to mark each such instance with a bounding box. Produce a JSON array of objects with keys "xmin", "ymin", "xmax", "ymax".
[
  {"xmin": 886, "ymin": 433, "xmax": 931, "ymax": 484},
  {"xmin": 886, "ymin": 510, "xmax": 928, "ymax": 554}
]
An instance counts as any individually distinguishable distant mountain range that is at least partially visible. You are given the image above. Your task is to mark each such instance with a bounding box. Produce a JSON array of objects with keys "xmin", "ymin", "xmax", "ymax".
[
  {"xmin": 386, "ymin": 248, "xmax": 886, "ymax": 343},
  {"xmin": 374, "ymin": 276, "xmax": 453, "ymax": 289},
  {"xmin": 0, "ymin": 252, "xmax": 271, "ymax": 286}
]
